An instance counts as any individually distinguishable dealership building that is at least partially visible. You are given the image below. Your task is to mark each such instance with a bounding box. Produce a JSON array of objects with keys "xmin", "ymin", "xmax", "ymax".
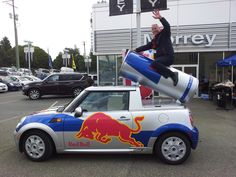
[{"xmin": 91, "ymin": 0, "xmax": 236, "ymax": 95}]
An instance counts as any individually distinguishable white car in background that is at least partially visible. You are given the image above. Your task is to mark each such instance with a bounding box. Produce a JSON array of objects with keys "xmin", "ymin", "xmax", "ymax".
[
  {"xmin": 21, "ymin": 75, "xmax": 41, "ymax": 82},
  {"xmin": 7, "ymin": 76, "xmax": 32, "ymax": 86},
  {"xmin": 0, "ymin": 82, "xmax": 8, "ymax": 93},
  {"xmin": 18, "ymin": 68, "xmax": 32, "ymax": 76}
]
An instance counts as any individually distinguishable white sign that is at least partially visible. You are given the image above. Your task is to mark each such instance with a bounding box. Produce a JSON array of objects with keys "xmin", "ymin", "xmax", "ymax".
[
  {"xmin": 24, "ymin": 47, "xmax": 34, "ymax": 53},
  {"xmin": 62, "ymin": 54, "xmax": 70, "ymax": 59},
  {"xmin": 144, "ymin": 33, "xmax": 216, "ymax": 47}
]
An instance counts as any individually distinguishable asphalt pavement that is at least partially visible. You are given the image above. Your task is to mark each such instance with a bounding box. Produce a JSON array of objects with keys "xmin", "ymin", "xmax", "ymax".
[{"xmin": 0, "ymin": 91, "xmax": 236, "ymax": 177}]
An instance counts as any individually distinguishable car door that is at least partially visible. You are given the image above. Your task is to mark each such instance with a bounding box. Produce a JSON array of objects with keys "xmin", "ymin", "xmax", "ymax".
[
  {"xmin": 63, "ymin": 91, "xmax": 142, "ymax": 150},
  {"xmin": 58, "ymin": 74, "xmax": 75, "ymax": 94},
  {"xmin": 41, "ymin": 74, "xmax": 59, "ymax": 94}
]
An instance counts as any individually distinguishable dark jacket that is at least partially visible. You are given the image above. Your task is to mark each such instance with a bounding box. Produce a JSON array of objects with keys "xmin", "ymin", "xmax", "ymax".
[{"xmin": 135, "ymin": 17, "xmax": 174, "ymax": 58}]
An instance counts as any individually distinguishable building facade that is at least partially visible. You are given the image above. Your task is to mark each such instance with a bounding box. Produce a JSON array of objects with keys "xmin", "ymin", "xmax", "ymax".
[{"xmin": 91, "ymin": 0, "xmax": 236, "ymax": 94}]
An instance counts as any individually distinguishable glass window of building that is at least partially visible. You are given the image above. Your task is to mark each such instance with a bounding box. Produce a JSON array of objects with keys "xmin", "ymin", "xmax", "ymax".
[
  {"xmin": 98, "ymin": 55, "xmax": 124, "ymax": 86},
  {"xmin": 174, "ymin": 52, "xmax": 198, "ymax": 65},
  {"xmin": 98, "ymin": 55, "xmax": 116, "ymax": 86}
]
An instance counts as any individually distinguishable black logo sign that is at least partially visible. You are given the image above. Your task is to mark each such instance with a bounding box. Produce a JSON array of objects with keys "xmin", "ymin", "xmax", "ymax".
[
  {"xmin": 109, "ymin": 0, "xmax": 133, "ymax": 16},
  {"xmin": 141, "ymin": 0, "xmax": 167, "ymax": 12}
]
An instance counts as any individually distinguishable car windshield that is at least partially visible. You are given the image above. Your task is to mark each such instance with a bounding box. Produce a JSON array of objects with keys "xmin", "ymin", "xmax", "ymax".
[
  {"xmin": 3, "ymin": 77, "xmax": 13, "ymax": 82},
  {"xmin": 19, "ymin": 77, "xmax": 29, "ymax": 81},
  {"xmin": 23, "ymin": 76, "xmax": 33, "ymax": 81}
]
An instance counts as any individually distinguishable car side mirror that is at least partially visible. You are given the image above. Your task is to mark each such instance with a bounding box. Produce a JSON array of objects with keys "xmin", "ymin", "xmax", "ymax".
[{"xmin": 74, "ymin": 107, "xmax": 83, "ymax": 117}]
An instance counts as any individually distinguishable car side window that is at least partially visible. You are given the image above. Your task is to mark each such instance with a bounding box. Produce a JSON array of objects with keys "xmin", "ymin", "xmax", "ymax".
[
  {"xmin": 68, "ymin": 74, "xmax": 82, "ymax": 80},
  {"xmin": 79, "ymin": 91, "xmax": 129, "ymax": 112},
  {"xmin": 47, "ymin": 75, "xmax": 59, "ymax": 82}
]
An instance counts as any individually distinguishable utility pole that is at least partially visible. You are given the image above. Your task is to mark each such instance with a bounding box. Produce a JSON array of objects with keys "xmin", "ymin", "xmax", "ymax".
[
  {"xmin": 83, "ymin": 41, "xmax": 89, "ymax": 74},
  {"xmin": 3, "ymin": 0, "xmax": 20, "ymax": 69},
  {"xmin": 136, "ymin": 0, "xmax": 141, "ymax": 47}
]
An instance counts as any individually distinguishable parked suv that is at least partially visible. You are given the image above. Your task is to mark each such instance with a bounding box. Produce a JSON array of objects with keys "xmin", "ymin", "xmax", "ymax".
[{"xmin": 22, "ymin": 73, "xmax": 93, "ymax": 100}]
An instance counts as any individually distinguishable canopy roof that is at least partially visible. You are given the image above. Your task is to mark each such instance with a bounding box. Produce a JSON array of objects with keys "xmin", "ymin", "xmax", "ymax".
[{"xmin": 217, "ymin": 54, "xmax": 236, "ymax": 66}]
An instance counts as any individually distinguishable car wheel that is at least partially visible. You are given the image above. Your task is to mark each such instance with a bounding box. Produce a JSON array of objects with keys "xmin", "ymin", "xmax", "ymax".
[
  {"xmin": 73, "ymin": 88, "xmax": 82, "ymax": 97},
  {"xmin": 155, "ymin": 132, "xmax": 191, "ymax": 165},
  {"xmin": 28, "ymin": 89, "xmax": 41, "ymax": 100},
  {"xmin": 22, "ymin": 130, "xmax": 54, "ymax": 162}
]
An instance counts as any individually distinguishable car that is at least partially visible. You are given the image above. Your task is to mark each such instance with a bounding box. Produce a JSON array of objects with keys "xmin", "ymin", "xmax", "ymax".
[
  {"xmin": 14, "ymin": 86, "xmax": 199, "ymax": 164},
  {"xmin": 7, "ymin": 76, "xmax": 32, "ymax": 86},
  {"xmin": 50, "ymin": 69, "xmax": 60, "ymax": 74},
  {"xmin": 35, "ymin": 68, "xmax": 50, "ymax": 79},
  {"xmin": 17, "ymin": 68, "xmax": 32, "ymax": 76},
  {"xmin": 0, "ymin": 70, "xmax": 9, "ymax": 77},
  {"xmin": 22, "ymin": 73, "xmax": 94, "ymax": 100},
  {"xmin": 88, "ymin": 74, "xmax": 97, "ymax": 85},
  {"xmin": 0, "ymin": 67, "xmax": 18, "ymax": 75},
  {"xmin": 0, "ymin": 77, "xmax": 22, "ymax": 91},
  {"xmin": 0, "ymin": 82, "xmax": 8, "ymax": 93},
  {"xmin": 21, "ymin": 75, "xmax": 41, "ymax": 82}
]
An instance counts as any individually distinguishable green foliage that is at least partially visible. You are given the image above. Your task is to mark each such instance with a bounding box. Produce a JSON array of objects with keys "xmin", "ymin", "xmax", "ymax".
[{"xmin": 0, "ymin": 37, "xmax": 13, "ymax": 67}]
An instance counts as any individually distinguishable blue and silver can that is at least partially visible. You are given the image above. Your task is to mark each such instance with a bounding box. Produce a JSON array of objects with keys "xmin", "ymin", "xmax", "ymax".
[{"xmin": 119, "ymin": 51, "xmax": 199, "ymax": 103}]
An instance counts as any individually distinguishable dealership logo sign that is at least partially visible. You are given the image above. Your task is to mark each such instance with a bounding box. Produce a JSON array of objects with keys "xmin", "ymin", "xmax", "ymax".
[{"xmin": 144, "ymin": 34, "xmax": 216, "ymax": 47}]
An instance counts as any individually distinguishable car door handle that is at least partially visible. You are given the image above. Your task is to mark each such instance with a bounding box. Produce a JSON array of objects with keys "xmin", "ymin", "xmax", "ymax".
[{"xmin": 118, "ymin": 116, "xmax": 130, "ymax": 121}]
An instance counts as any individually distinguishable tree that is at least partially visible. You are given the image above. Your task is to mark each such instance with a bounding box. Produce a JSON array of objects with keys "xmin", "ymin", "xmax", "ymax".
[
  {"xmin": 53, "ymin": 52, "xmax": 63, "ymax": 69},
  {"xmin": 53, "ymin": 48, "xmax": 88, "ymax": 73},
  {"xmin": 0, "ymin": 37, "xmax": 12, "ymax": 66},
  {"xmin": 9, "ymin": 45, "xmax": 49, "ymax": 69}
]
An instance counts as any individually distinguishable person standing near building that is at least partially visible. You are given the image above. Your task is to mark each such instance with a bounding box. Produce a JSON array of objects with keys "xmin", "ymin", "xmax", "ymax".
[{"xmin": 135, "ymin": 10, "xmax": 178, "ymax": 86}]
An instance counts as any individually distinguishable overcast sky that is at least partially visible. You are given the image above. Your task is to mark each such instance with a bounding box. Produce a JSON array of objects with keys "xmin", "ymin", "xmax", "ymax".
[{"xmin": 0, "ymin": 0, "xmax": 99, "ymax": 59}]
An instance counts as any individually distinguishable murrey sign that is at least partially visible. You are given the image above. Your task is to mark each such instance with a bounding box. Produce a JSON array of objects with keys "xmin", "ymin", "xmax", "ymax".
[
  {"xmin": 144, "ymin": 34, "xmax": 217, "ymax": 47},
  {"xmin": 141, "ymin": 0, "xmax": 167, "ymax": 12},
  {"xmin": 109, "ymin": 0, "xmax": 133, "ymax": 16}
]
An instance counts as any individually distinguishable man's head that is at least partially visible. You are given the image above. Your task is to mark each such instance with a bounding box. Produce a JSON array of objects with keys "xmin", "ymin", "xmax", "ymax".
[{"xmin": 151, "ymin": 24, "xmax": 162, "ymax": 36}]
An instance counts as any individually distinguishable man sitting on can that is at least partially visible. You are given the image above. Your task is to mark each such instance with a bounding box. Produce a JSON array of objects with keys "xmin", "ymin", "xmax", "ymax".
[{"xmin": 135, "ymin": 9, "xmax": 178, "ymax": 86}]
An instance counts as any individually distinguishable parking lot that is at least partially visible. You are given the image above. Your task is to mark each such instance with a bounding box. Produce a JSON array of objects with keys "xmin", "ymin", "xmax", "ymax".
[{"xmin": 0, "ymin": 91, "xmax": 236, "ymax": 177}]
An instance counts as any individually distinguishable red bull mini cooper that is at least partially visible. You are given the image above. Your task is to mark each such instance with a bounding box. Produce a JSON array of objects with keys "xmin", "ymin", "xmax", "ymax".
[{"xmin": 14, "ymin": 86, "xmax": 198, "ymax": 165}]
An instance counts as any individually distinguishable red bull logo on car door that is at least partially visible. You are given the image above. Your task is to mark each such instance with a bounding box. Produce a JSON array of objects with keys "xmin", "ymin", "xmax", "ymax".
[{"xmin": 75, "ymin": 112, "xmax": 144, "ymax": 147}]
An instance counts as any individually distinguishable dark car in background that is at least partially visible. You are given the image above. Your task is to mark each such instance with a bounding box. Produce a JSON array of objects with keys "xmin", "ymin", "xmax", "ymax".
[
  {"xmin": 22, "ymin": 73, "xmax": 94, "ymax": 100},
  {"xmin": 0, "ymin": 77, "xmax": 22, "ymax": 91}
]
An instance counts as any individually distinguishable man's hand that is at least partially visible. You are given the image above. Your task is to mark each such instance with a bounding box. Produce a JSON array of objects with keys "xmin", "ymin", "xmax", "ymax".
[{"xmin": 152, "ymin": 9, "xmax": 162, "ymax": 19}]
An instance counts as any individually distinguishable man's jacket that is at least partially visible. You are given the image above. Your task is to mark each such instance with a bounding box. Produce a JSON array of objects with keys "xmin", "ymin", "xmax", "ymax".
[{"xmin": 135, "ymin": 17, "xmax": 174, "ymax": 58}]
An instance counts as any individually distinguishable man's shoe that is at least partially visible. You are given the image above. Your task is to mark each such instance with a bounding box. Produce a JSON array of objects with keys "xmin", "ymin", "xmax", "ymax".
[{"xmin": 172, "ymin": 72, "xmax": 179, "ymax": 86}]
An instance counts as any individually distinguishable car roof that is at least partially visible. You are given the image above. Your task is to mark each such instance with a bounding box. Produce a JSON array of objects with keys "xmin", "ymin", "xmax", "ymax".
[
  {"xmin": 85, "ymin": 86, "xmax": 138, "ymax": 91},
  {"xmin": 51, "ymin": 73, "xmax": 82, "ymax": 75}
]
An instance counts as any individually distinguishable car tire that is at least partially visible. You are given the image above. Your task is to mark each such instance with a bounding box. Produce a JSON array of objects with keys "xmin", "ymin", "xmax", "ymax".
[
  {"xmin": 155, "ymin": 132, "xmax": 191, "ymax": 165},
  {"xmin": 28, "ymin": 89, "xmax": 41, "ymax": 100},
  {"xmin": 73, "ymin": 88, "xmax": 82, "ymax": 97},
  {"xmin": 22, "ymin": 130, "xmax": 54, "ymax": 162}
]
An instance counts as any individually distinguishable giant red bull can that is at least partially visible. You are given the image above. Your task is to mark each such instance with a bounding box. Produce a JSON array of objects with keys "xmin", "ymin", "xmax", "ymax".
[{"xmin": 119, "ymin": 51, "xmax": 199, "ymax": 103}]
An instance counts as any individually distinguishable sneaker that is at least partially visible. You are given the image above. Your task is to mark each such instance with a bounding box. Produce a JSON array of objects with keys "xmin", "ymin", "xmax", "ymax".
[{"xmin": 172, "ymin": 72, "xmax": 179, "ymax": 86}]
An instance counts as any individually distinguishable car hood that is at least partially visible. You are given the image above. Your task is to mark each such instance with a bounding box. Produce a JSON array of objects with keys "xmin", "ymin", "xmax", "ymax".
[
  {"xmin": 0, "ymin": 82, "xmax": 7, "ymax": 86},
  {"xmin": 26, "ymin": 80, "xmax": 43, "ymax": 85}
]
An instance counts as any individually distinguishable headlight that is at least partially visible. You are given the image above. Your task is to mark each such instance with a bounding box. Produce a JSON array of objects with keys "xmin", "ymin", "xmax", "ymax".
[
  {"xmin": 23, "ymin": 85, "xmax": 29, "ymax": 89},
  {"xmin": 16, "ymin": 116, "xmax": 26, "ymax": 129},
  {"xmin": 10, "ymin": 83, "xmax": 14, "ymax": 86}
]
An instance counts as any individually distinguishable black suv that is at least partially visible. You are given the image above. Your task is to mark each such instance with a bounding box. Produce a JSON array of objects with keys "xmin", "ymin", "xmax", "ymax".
[{"xmin": 22, "ymin": 73, "xmax": 94, "ymax": 100}]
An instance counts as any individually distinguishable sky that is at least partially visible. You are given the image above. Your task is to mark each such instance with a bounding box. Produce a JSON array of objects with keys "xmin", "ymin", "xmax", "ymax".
[{"xmin": 0, "ymin": 0, "xmax": 99, "ymax": 59}]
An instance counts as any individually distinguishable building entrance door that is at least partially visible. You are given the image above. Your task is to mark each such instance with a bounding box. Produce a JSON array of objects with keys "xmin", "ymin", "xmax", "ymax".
[{"xmin": 172, "ymin": 64, "xmax": 199, "ymax": 97}]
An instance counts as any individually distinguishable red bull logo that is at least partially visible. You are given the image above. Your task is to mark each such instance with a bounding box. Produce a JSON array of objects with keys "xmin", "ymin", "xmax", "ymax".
[{"xmin": 75, "ymin": 112, "xmax": 144, "ymax": 147}]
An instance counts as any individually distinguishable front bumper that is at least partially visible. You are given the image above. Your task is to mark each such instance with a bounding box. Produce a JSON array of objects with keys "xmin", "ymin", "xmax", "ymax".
[
  {"xmin": 190, "ymin": 127, "xmax": 199, "ymax": 149},
  {"xmin": 13, "ymin": 130, "xmax": 21, "ymax": 152},
  {"xmin": 22, "ymin": 87, "xmax": 29, "ymax": 95}
]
